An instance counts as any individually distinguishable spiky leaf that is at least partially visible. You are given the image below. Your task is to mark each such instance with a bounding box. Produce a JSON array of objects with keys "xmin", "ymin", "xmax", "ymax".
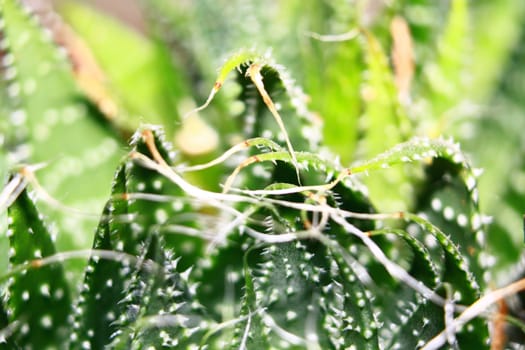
[
  {"xmin": 71, "ymin": 126, "xmax": 204, "ymax": 348},
  {"xmin": 6, "ymin": 187, "xmax": 71, "ymax": 348},
  {"xmin": 111, "ymin": 235, "xmax": 209, "ymax": 349}
]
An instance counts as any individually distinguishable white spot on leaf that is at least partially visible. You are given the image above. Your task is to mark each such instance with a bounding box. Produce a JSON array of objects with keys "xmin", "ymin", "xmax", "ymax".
[{"xmin": 443, "ymin": 206, "xmax": 455, "ymax": 221}]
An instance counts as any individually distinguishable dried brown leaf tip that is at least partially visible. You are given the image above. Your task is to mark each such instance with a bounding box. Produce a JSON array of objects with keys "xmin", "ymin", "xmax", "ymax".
[
  {"xmin": 25, "ymin": 1, "xmax": 119, "ymax": 118},
  {"xmin": 490, "ymin": 298, "xmax": 508, "ymax": 350},
  {"xmin": 390, "ymin": 16, "xmax": 414, "ymax": 105}
]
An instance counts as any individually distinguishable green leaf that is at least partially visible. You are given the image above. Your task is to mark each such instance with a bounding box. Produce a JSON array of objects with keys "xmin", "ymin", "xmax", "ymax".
[
  {"xmin": 317, "ymin": 39, "xmax": 362, "ymax": 164},
  {"xmin": 70, "ymin": 125, "xmax": 205, "ymax": 348},
  {"xmin": 359, "ymin": 30, "xmax": 412, "ymax": 212},
  {"xmin": 327, "ymin": 241, "xmax": 380, "ymax": 349},
  {"xmin": 144, "ymin": 0, "xmax": 271, "ymax": 83},
  {"xmin": 406, "ymin": 212, "xmax": 481, "ymax": 302},
  {"xmin": 470, "ymin": 0, "xmax": 525, "ymax": 101},
  {"xmin": 276, "ymin": 0, "xmax": 363, "ymax": 164},
  {"xmin": 465, "ymin": 32, "xmax": 525, "ymax": 275},
  {"xmin": 0, "ymin": 284, "xmax": 17, "ymax": 350},
  {"xmin": 0, "ymin": 0, "xmax": 124, "ymax": 253},
  {"xmin": 68, "ymin": 168, "xmax": 129, "ymax": 349},
  {"xmin": 401, "ymin": 201, "xmax": 490, "ymax": 348},
  {"xmin": 386, "ymin": 300, "xmax": 444, "ymax": 350},
  {"xmin": 370, "ymin": 228, "xmax": 440, "ymax": 288},
  {"xmin": 223, "ymin": 152, "xmax": 378, "ymax": 348},
  {"xmin": 194, "ymin": 232, "xmax": 249, "ymax": 335},
  {"xmin": 409, "ymin": 155, "xmax": 491, "ymax": 346},
  {"xmin": 350, "ymin": 136, "xmax": 467, "ymax": 175},
  {"xmin": 422, "ymin": 0, "xmax": 470, "ymax": 135},
  {"xmin": 0, "ymin": 211, "xmax": 7, "ymax": 284},
  {"xmin": 233, "ymin": 54, "xmax": 322, "ymax": 152},
  {"xmin": 6, "ymin": 186, "xmax": 71, "ymax": 348},
  {"xmin": 188, "ymin": 50, "xmax": 324, "ymax": 191},
  {"xmin": 434, "ymin": 0, "xmax": 469, "ymax": 93},
  {"xmin": 111, "ymin": 236, "xmax": 209, "ymax": 349},
  {"xmin": 60, "ymin": 2, "xmax": 188, "ymax": 135},
  {"xmin": 234, "ymin": 240, "xmax": 379, "ymax": 349},
  {"xmin": 475, "ymin": 119, "xmax": 525, "ymax": 272},
  {"xmin": 361, "ymin": 30, "xmax": 409, "ymax": 155},
  {"xmin": 414, "ymin": 155, "xmax": 487, "ymax": 285}
]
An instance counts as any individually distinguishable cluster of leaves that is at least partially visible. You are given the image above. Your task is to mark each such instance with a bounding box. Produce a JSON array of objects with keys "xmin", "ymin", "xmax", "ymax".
[{"xmin": 1, "ymin": 0, "xmax": 525, "ymax": 348}]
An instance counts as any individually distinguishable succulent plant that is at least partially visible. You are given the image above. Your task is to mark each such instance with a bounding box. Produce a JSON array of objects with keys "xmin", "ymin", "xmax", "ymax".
[{"xmin": 2, "ymin": 0, "xmax": 525, "ymax": 349}]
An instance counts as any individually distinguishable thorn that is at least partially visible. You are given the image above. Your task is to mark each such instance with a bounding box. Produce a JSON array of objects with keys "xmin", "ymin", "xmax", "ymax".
[{"xmin": 180, "ymin": 266, "xmax": 193, "ymax": 282}]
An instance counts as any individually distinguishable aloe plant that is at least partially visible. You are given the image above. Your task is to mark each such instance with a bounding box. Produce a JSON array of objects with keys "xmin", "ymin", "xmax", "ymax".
[
  {"xmin": 2, "ymin": 0, "xmax": 525, "ymax": 348},
  {"xmin": 2, "ymin": 124, "xmax": 491, "ymax": 349}
]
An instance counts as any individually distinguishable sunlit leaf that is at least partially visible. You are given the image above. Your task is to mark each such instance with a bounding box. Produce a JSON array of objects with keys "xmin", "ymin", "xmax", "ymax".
[{"xmin": 1, "ymin": 0, "xmax": 124, "ymax": 253}]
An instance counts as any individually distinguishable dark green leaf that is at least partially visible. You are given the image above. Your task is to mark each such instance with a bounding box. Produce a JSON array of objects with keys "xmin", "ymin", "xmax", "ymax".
[
  {"xmin": 71, "ymin": 126, "xmax": 204, "ymax": 348},
  {"xmin": 6, "ymin": 187, "xmax": 71, "ymax": 348}
]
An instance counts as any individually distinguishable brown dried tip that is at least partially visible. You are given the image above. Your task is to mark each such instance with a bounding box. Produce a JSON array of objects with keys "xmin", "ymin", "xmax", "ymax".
[
  {"xmin": 303, "ymin": 219, "xmax": 313, "ymax": 230},
  {"xmin": 31, "ymin": 259, "xmax": 43, "ymax": 268},
  {"xmin": 141, "ymin": 129, "xmax": 154, "ymax": 141},
  {"xmin": 390, "ymin": 16, "xmax": 414, "ymax": 104},
  {"xmin": 141, "ymin": 129, "xmax": 169, "ymax": 167},
  {"xmin": 238, "ymin": 156, "xmax": 260, "ymax": 169},
  {"xmin": 490, "ymin": 299, "xmax": 508, "ymax": 350},
  {"xmin": 236, "ymin": 156, "xmax": 258, "ymax": 169},
  {"xmin": 42, "ymin": 7, "xmax": 120, "ymax": 120},
  {"xmin": 19, "ymin": 166, "xmax": 30, "ymax": 177}
]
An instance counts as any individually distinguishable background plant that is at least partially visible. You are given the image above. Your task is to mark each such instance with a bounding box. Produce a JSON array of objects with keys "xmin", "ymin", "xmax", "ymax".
[{"xmin": 1, "ymin": 0, "xmax": 525, "ymax": 348}]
